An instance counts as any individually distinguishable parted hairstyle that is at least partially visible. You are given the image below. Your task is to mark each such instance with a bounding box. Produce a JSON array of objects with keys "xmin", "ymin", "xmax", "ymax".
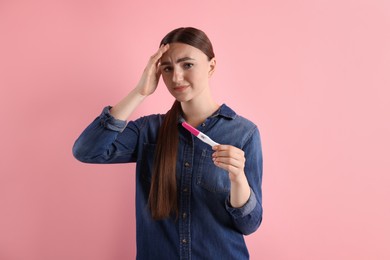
[{"xmin": 149, "ymin": 27, "xmax": 215, "ymax": 220}]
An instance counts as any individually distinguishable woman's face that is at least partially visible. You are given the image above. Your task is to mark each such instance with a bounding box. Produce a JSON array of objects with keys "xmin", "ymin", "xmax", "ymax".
[{"xmin": 160, "ymin": 43, "xmax": 216, "ymax": 103}]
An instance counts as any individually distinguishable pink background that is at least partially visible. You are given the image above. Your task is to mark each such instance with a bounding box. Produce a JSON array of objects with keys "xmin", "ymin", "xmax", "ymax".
[{"xmin": 1, "ymin": 0, "xmax": 389, "ymax": 259}]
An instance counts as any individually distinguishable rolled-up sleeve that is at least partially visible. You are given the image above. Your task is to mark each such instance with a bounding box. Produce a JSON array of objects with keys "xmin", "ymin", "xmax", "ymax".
[
  {"xmin": 225, "ymin": 126, "xmax": 263, "ymax": 235},
  {"xmin": 100, "ymin": 106, "xmax": 128, "ymax": 132},
  {"xmin": 72, "ymin": 106, "xmax": 142, "ymax": 164}
]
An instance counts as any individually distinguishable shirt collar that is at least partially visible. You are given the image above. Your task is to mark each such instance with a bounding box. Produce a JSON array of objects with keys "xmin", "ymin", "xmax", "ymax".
[
  {"xmin": 178, "ymin": 103, "xmax": 237, "ymax": 124},
  {"xmin": 210, "ymin": 103, "xmax": 237, "ymax": 120}
]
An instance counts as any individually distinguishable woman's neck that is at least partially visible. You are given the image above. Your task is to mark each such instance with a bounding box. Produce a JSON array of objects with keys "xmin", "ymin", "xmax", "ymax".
[{"xmin": 181, "ymin": 98, "xmax": 220, "ymax": 127}]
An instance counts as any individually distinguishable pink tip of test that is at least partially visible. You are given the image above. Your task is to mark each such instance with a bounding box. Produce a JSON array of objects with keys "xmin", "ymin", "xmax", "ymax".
[
  {"xmin": 181, "ymin": 121, "xmax": 219, "ymax": 147},
  {"xmin": 182, "ymin": 122, "xmax": 200, "ymax": 136}
]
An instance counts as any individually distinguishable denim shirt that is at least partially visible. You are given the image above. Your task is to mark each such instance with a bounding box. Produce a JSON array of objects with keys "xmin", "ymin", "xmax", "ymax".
[{"xmin": 72, "ymin": 104, "xmax": 263, "ymax": 260}]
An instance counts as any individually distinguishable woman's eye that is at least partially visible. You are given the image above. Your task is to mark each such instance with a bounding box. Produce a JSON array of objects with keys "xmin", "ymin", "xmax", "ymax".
[
  {"xmin": 183, "ymin": 63, "xmax": 193, "ymax": 69},
  {"xmin": 163, "ymin": 67, "xmax": 172, "ymax": 72}
]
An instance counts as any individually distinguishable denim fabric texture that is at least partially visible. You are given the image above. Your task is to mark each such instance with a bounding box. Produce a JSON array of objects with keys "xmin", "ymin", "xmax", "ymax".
[{"xmin": 73, "ymin": 104, "xmax": 263, "ymax": 260}]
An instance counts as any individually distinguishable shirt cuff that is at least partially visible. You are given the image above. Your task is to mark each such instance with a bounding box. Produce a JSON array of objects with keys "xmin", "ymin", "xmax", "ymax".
[
  {"xmin": 225, "ymin": 188, "xmax": 257, "ymax": 219},
  {"xmin": 99, "ymin": 106, "xmax": 127, "ymax": 132}
]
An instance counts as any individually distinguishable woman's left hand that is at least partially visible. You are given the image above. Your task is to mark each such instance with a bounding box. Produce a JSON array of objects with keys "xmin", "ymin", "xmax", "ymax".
[
  {"xmin": 213, "ymin": 144, "xmax": 251, "ymax": 208},
  {"xmin": 212, "ymin": 145, "xmax": 247, "ymax": 183}
]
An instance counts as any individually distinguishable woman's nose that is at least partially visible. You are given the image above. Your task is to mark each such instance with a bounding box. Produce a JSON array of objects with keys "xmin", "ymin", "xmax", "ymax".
[{"xmin": 172, "ymin": 69, "xmax": 183, "ymax": 83}]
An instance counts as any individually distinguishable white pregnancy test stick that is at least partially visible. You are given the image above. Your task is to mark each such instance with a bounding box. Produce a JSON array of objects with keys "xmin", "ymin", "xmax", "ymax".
[{"xmin": 182, "ymin": 122, "xmax": 219, "ymax": 147}]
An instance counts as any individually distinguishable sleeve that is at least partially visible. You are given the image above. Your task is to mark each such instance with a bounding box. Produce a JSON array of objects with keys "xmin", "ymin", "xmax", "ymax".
[
  {"xmin": 72, "ymin": 106, "xmax": 145, "ymax": 164},
  {"xmin": 225, "ymin": 126, "xmax": 263, "ymax": 235}
]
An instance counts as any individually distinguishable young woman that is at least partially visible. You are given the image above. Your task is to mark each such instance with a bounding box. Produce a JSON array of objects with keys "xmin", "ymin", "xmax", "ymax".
[{"xmin": 73, "ymin": 27, "xmax": 263, "ymax": 259}]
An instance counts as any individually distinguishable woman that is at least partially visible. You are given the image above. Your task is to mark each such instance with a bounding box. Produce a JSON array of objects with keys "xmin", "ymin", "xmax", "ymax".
[{"xmin": 73, "ymin": 27, "xmax": 263, "ymax": 259}]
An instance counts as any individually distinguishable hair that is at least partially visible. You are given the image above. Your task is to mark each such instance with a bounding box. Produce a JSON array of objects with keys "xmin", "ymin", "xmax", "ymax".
[{"xmin": 149, "ymin": 27, "xmax": 215, "ymax": 220}]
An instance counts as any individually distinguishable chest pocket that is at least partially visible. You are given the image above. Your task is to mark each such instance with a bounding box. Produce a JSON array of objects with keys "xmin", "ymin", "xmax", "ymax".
[{"xmin": 196, "ymin": 148, "xmax": 231, "ymax": 193}]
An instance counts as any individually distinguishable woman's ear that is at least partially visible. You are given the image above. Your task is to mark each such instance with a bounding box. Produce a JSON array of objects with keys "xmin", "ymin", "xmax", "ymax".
[{"xmin": 208, "ymin": 58, "xmax": 216, "ymax": 77}]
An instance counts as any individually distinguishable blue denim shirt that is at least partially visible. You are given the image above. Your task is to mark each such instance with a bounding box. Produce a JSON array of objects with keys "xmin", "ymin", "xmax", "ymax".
[{"xmin": 73, "ymin": 104, "xmax": 263, "ymax": 260}]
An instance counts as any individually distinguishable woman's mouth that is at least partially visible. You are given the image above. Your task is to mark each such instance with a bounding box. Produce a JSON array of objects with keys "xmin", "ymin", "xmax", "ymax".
[{"xmin": 173, "ymin": 85, "xmax": 189, "ymax": 92}]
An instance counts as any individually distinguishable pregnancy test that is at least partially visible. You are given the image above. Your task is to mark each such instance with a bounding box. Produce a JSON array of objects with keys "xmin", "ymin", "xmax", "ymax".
[{"xmin": 182, "ymin": 122, "xmax": 219, "ymax": 147}]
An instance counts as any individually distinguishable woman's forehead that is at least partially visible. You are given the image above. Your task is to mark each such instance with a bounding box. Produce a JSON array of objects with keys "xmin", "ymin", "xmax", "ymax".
[{"xmin": 161, "ymin": 43, "xmax": 207, "ymax": 62}]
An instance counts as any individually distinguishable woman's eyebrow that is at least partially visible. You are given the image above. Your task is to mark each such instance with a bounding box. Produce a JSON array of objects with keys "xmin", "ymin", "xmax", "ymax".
[{"xmin": 160, "ymin": 57, "xmax": 195, "ymax": 66}]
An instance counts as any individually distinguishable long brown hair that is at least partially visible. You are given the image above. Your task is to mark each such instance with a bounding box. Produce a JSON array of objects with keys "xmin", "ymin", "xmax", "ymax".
[{"xmin": 149, "ymin": 27, "xmax": 215, "ymax": 220}]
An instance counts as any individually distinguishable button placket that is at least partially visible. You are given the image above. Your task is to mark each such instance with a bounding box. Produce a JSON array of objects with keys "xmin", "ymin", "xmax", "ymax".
[{"xmin": 179, "ymin": 143, "xmax": 193, "ymax": 259}]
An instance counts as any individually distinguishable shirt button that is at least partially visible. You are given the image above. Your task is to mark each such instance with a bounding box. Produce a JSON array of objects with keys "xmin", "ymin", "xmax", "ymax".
[
  {"xmin": 182, "ymin": 212, "xmax": 187, "ymax": 219},
  {"xmin": 183, "ymin": 188, "xmax": 188, "ymax": 192},
  {"xmin": 184, "ymin": 162, "xmax": 190, "ymax": 167},
  {"xmin": 201, "ymin": 123, "xmax": 206, "ymax": 127},
  {"xmin": 182, "ymin": 239, "xmax": 187, "ymax": 244}
]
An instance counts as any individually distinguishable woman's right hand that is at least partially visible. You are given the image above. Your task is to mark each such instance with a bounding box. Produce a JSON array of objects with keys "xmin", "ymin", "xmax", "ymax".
[
  {"xmin": 109, "ymin": 44, "xmax": 170, "ymax": 121},
  {"xmin": 136, "ymin": 44, "xmax": 170, "ymax": 96}
]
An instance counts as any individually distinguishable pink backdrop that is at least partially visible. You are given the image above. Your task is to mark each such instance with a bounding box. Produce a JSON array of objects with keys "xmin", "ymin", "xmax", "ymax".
[{"xmin": 1, "ymin": 0, "xmax": 389, "ymax": 259}]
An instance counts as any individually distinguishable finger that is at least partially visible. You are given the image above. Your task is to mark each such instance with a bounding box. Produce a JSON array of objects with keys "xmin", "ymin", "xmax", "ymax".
[
  {"xmin": 213, "ymin": 144, "xmax": 238, "ymax": 150},
  {"xmin": 213, "ymin": 150, "xmax": 242, "ymax": 158},
  {"xmin": 212, "ymin": 148, "xmax": 244, "ymax": 160},
  {"xmin": 213, "ymin": 144, "xmax": 243, "ymax": 154},
  {"xmin": 213, "ymin": 152, "xmax": 245, "ymax": 167},
  {"xmin": 213, "ymin": 155, "xmax": 244, "ymax": 168},
  {"xmin": 213, "ymin": 160, "xmax": 242, "ymax": 175},
  {"xmin": 213, "ymin": 155, "xmax": 242, "ymax": 168},
  {"xmin": 151, "ymin": 44, "xmax": 170, "ymax": 62}
]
